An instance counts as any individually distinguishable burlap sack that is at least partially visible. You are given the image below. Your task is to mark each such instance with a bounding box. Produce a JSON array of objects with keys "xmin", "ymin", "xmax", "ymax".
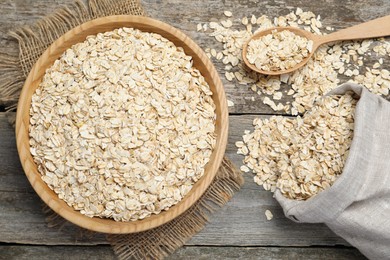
[{"xmin": 275, "ymin": 82, "xmax": 390, "ymax": 260}]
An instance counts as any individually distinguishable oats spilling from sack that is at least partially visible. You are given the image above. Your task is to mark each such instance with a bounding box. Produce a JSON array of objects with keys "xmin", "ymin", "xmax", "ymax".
[
  {"xmin": 246, "ymin": 29, "xmax": 313, "ymax": 71},
  {"xmin": 236, "ymin": 93, "xmax": 357, "ymax": 200},
  {"xmin": 197, "ymin": 8, "xmax": 389, "ymax": 198},
  {"xmin": 29, "ymin": 27, "xmax": 217, "ymax": 221}
]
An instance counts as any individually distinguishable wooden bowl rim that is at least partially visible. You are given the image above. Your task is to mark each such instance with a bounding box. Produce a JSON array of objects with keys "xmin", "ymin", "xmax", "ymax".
[{"xmin": 15, "ymin": 15, "xmax": 228, "ymax": 234}]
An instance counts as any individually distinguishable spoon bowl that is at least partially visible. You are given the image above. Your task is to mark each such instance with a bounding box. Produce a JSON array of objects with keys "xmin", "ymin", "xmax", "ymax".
[
  {"xmin": 243, "ymin": 15, "xmax": 390, "ymax": 75},
  {"xmin": 242, "ymin": 27, "xmax": 318, "ymax": 75}
]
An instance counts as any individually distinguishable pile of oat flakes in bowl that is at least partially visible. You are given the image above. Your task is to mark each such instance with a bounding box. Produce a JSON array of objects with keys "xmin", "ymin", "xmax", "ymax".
[{"xmin": 29, "ymin": 27, "xmax": 217, "ymax": 222}]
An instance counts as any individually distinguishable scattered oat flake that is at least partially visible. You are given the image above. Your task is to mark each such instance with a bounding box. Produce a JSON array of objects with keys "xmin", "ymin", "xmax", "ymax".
[
  {"xmin": 242, "ymin": 17, "xmax": 248, "ymax": 25},
  {"xmin": 240, "ymin": 165, "xmax": 250, "ymax": 173},
  {"xmin": 211, "ymin": 48, "xmax": 217, "ymax": 57},
  {"xmin": 273, "ymin": 92, "xmax": 283, "ymax": 100},
  {"xmin": 296, "ymin": 7, "xmax": 303, "ymax": 15},
  {"xmin": 224, "ymin": 10, "xmax": 232, "ymax": 17},
  {"xmin": 225, "ymin": 71, "xmax": 234, "ymax": 81},
  {"xmin": 235, "ymin": 141, "xmax": 244, "ymax": 147},
  {"xmin": 263, "ymin": 97, "xmax": 276, "ymax": 109},
  {"xmin": 227, "ymin": 100, "xmax": 235, "ymax": 107},
  {"xmin": 209, "ymin": 22, "xmax": 219, "ymax": 29},
  {"xmin": 251, "ymin": 15, "xmax": 257, "ymax": 25},
  {"xmin": 221, "ymin": 19, "xmax": 233, "ymax": 28},
  {"xmin": 265, "ymin": 210, "xmax": 273, "ymax": 220},
  {"xmin": 344, "ymin": 69, "xmax": 353, "ymax": 76}
]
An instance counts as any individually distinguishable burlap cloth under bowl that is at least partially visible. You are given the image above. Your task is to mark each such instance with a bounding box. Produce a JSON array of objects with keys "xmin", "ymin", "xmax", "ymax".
[{"xmin": 0, "ymin": 0, "xmax": 244, "ymax": 259}]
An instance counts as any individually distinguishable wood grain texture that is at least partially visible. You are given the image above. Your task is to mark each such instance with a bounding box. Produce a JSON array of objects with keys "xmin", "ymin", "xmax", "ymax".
[
  {"xmin": 1, "ymin": 113, "xmax": 347, "ymax": 246},
  {"xmin": 318, "ymin": 14, "xmax": 390, "ymax": 43},
  {"xmin": 0, "ymin": 245, "xmax": 367, "ymax": 260},
  {"xmin": 15, "ymin": 15, "xmax": 228, "ymax": 234},
  {"xmin": 0, "ymin": 246, "xmax": 116, "ymax": 260},
  {"xmin": 169, "ymin": 246, "xmax": 367, "ymax": 260}
]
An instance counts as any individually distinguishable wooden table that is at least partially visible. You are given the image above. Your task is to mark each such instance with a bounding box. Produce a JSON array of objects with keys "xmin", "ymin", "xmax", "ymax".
[{"xmin": 1, "ymin": 0, "xmax": 387, "ymax": 258}]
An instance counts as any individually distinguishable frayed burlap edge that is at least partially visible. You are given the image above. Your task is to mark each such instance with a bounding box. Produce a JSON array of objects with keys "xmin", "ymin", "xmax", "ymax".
[
  {"xmin": 0, "ymin": 53, "xmax": 23, "ymax": 112},
  {"xmin": 0, "ymin": 1, "xmax": 244, "ymax": 259}
]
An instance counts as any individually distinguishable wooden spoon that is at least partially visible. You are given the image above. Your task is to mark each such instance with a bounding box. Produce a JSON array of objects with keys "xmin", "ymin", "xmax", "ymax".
[{"xmin": 242, "ymin": 15, "xmax": 390, "ymax": 75}]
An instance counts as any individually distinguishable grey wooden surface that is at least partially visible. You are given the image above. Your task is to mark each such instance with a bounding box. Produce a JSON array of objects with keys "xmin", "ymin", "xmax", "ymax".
[
  {"xmin": 0, "ymin": 245, "xmax": 365, "ymax": 260},
  {"xmin": 1, "ymin": 0, "xmax": 387, "ymax": 258}
]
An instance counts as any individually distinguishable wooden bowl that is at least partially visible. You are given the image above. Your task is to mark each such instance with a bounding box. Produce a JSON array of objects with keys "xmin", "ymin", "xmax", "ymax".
[{"xmin": 15, "ymin": 15, "xmax": 228, "ymax": 234}]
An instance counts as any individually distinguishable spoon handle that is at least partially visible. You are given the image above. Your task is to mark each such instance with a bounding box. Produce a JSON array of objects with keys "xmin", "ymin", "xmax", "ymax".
[{"xmin": 317, "ymin": 15, "xmax": 390, "ymax": 45}]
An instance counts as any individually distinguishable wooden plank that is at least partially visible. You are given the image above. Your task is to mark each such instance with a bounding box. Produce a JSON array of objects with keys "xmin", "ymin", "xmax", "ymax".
[
  {"xmin": 0, "ymin": 245, "xmax": 366, "ymax": 260},
  {"xmin": 0, "ymin": 245, "xmax": 116, "ymax": 260},
  {"xmin": 0, "ymin": 0, "xmax": 389, "ymax": 114},
  {"xmin": 170, "ymin": 246, "xmax": 367, "ymax": 260},
  {"xmin": 0, "ymin": 113, "xmax": 348, "ymax": 246}
]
